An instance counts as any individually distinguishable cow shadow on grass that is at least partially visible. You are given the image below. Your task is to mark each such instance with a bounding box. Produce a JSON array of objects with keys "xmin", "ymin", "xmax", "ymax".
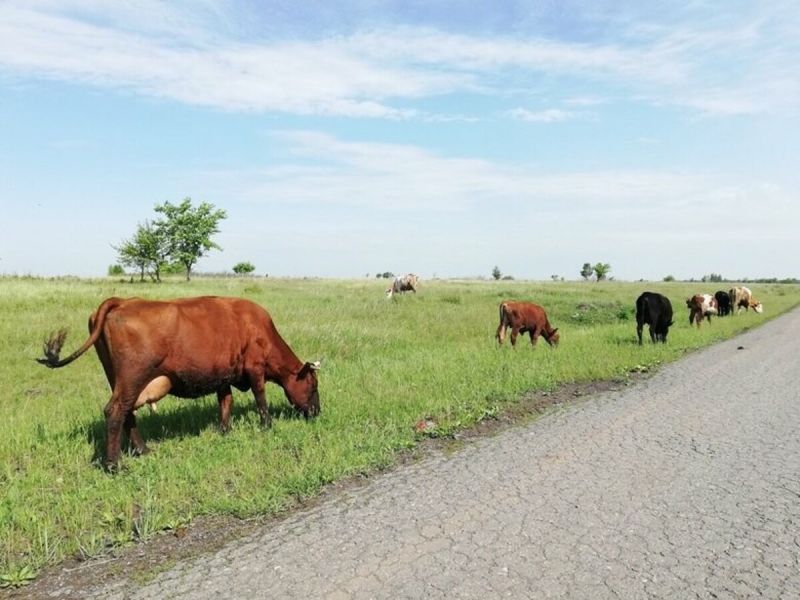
[{"xmin": 81, "ymin": 398, "xmax": 304, "ymax": 466}]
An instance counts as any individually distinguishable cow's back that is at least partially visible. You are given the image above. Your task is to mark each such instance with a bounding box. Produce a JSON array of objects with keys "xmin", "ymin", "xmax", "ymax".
[
  {"xmin": 100, "ymin": 297, "xmax": 273, "ymax": 390},
  {"xmin": 502, "ymin": 301, "xmax": 546, "ymax": 328}
]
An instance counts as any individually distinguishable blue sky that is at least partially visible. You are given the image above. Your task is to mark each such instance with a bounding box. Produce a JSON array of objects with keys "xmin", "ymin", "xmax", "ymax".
[{"xmin": 1, "ymin": 0, "xmax": 798, "ymax": 280}]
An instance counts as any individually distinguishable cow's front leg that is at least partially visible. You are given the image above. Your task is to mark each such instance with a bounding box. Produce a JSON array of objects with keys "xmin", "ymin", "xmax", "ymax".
[
  {"xmin": 249, "ymin": 375, "xmax": 271, "ymax": 429},
  {"xmin": 217, "ymin": 385, "xmax": 234, "ymax": 433},
  {"xmin": 510, "ymin": 327, "xmax": 520, "ymax": 347},
  {"xmin": 529, "ymin": 328, "xmax": 539, "ymax": 346}
]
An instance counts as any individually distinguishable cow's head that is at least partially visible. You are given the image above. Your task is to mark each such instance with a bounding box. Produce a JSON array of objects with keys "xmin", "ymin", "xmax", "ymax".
[
  {"xmin": 546, "ymin": 328, "xmax": 560, "ymax": 347},
  {"xmin": 285, "ymin": 361, "xmax": 321, "ymax": 418},
  {"xmin": 750, "ymin": 299, "xmax": 763, "ymax": 314}
]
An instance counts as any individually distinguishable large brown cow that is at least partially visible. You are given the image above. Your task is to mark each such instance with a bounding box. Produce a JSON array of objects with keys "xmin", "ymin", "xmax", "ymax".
[
  {"xmin": 38, "ymin": 296, "xmax": 321, "ymax": 470},
  {"xmin": 496, "ymin": 301, "xmax": 560, "ymax": 347}
]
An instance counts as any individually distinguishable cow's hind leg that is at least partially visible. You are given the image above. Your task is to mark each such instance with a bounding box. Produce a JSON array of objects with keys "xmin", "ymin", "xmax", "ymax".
[
  {"xmin": 217, "ymin": 385, "xmax": 233, "ymax": 433},
  {"xmin": 496, "ymin": 321, "xmax": 507, "ymax": 345},
  {"xmin": 103, "ymin": 393, "xmax": 125, "ymax": 472},
  {"xmin": 103, "ymin": 376, "xmax": 172, "ymax": 470},
  {"xmin": 124, "ymin": 410, "xmax": 148, "ymax": 456}
]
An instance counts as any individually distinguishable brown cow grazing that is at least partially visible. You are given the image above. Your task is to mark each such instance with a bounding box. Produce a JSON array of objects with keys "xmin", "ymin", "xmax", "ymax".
[
  {"xmin": 496, "ymin": 301, "xmax": 560, "ymax": 347},
  {"xmin": 38, "ymin": 296, "xmax": 321, "ymax": 470},
  {"xmin": 686, "ymin": 294, "xmax": 718, "ymax": 328}
]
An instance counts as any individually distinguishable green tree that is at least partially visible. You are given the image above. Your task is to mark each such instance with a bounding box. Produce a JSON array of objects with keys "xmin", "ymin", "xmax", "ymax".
[
  {"xmin": 593, "ymin": 262, "xmax": 611, "ymax": 281},
  {"xmin": 233, "ymin": 261, "xmax": 256, "ymax": 275},
  {"xmin": 663, "ymin": 274, "xmax": 676, "ymax": 282},
  {"xmin": 107, "ymin": 264, "xmax": 125, "ymax": 276},
  {"xmin": 580, "ymin": 262, "xmax": 593, "ymax": 280},
  {"xmin": 492, "ymin": 265, "xmax": 502, "ymax": 280},
  {"xmin": 154, "ymin": 198, "xmax": 227, "ymax": 281},
  {"xmin": 114, "ymin": 221, "xmax": 169, "ymax": 282}
]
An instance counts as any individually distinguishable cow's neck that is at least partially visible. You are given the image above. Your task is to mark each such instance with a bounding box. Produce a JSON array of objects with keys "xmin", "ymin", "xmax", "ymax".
[{"xmin": 265, "ymin": 337, "xmax": 304, "ymax": 384}]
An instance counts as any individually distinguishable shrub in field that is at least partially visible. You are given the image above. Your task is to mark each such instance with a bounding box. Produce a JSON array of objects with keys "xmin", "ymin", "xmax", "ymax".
[{"xmin": 232, "ymin": 262, "xmax": 256, "ymax": 275}]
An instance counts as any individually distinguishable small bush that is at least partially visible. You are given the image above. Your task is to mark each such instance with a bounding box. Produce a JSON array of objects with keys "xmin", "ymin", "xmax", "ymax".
[{"xmin": 232, "ymin": 262, "xmax": 256, "ymax": 275}]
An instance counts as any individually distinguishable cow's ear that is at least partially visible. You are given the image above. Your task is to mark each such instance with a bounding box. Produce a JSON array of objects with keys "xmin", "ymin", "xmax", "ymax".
[
  {"xmin": 551, "ymin": 328, "xmax": 558, "ymax": 334},
  {"xmin": 297, "ymin": 360, "xmax": 322, "ymax": 379}
]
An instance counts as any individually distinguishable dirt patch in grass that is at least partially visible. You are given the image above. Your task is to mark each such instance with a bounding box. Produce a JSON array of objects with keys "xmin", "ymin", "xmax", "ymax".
[{"xmin": 5, "ymin": 373, "xmax": 645, "ymax": 600}]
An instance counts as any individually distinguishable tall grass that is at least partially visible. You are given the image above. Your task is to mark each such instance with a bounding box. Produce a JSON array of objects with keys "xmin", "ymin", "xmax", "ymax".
[{"xmin": 1, "ymin": 277, "xmax": 797, "ymax": 580}]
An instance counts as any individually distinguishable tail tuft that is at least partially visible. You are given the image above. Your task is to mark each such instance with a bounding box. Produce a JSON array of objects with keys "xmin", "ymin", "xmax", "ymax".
[{"xmin": 38, "ymin": 328, "xmax": 68, "ymax": 368}]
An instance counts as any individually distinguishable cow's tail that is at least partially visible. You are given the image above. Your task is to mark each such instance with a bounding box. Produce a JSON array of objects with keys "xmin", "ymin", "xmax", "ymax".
[{"xmin": 37, "ymin": 297, "xmax": 122, "ymax": 369}]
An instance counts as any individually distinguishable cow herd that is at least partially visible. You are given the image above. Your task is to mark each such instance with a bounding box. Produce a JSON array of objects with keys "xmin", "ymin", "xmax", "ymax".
[
  {"xmin": 637, "ymin": 286, "xmax": 763, "ymax": 345},
  {"xmin": 36, "ymin": 281, "xmax": 763, "ymax": 470}
]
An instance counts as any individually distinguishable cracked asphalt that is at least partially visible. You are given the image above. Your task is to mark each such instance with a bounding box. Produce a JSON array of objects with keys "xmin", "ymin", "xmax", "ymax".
[{"xmin": 92, "ymin": 309, "xmax": 800, "ymax": 599}]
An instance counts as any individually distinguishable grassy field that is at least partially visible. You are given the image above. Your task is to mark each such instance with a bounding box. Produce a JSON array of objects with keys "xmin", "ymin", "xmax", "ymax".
[{"xmin": 1, "ymin": 276, "xmax": 797, "ymax": 584}]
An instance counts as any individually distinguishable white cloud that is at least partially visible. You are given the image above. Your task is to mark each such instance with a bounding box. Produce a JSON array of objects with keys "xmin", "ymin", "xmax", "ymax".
[
  {"xmin": 0, "ymin": 2, "xmax": 797, "ymax": 117},
  {"xmin": 507, "ymin": 108, "xmax": 578, "ymax": 123},
  {"xmin": 198, "ymin": 131, "xmax": 795, "ymax": 226},
  {"xmin": 186, "ymin": 132, "xmax": 798, "ymax": 279}
]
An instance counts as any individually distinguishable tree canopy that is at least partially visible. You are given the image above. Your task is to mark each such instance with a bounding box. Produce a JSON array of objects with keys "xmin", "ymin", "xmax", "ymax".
[
  {"xmin": 114, "ymin": 220, "xmax": 169, "ymax": 282},
  {"xmin": 593, "ymin": 262, "xmax": 612, "ymax": 281},
  {"xmin": 114, "ymin": 199, "xmax": 226, "ymax": 281},
  {"xmin": 580, "ymin": 262, "xmax": 593, "ymax": 280},
  {"xmin": 233, "ymin": 261, "xmax": 256, "ymax": 275}
]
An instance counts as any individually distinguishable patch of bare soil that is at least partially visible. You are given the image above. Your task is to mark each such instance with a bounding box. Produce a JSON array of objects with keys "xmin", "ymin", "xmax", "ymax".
[{"xmin": 5, "ymin": 373, "xmax": 645, "ymax": 600}]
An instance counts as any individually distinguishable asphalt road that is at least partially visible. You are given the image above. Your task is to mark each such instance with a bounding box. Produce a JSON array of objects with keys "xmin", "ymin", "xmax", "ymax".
[{"xmin": 94, "ymin": 309, "xmax": 800, "ymax": 599}]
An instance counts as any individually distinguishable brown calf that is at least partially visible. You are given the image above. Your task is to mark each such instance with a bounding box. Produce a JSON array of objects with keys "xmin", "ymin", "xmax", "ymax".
[{"xmin": 496, "ymin": 301, "xmax": 560, "ymax": 347}]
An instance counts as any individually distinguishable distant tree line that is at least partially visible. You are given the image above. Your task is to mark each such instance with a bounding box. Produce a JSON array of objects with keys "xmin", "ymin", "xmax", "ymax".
[{"xmin": 662, "ymin": 274, "xmax": 800, "ymax": 284}]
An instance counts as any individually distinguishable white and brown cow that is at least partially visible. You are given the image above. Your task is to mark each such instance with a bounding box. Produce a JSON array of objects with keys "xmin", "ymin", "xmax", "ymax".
[
  {"xmin": 729, "ymin": 286, "xmax": 763, "ymax": 314},
  {"xmin": 686, "ymin": 294, "xmax": 719, "ymax": 328},
  {"xmin": 386, "ymin": 274, "xmax": 420, "ymax": 298}
]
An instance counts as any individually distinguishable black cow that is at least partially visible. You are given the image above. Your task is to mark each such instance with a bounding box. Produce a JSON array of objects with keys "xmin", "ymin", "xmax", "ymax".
[
  {"xmin": 635, "ymin": 292, "xmax": 674, "ymax": 344},
  {"xmin": 714, "ymin": 291, "xmax": 731, "ymax": 317}
]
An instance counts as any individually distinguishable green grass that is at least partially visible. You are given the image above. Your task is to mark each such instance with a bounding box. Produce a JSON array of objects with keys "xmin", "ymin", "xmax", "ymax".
[{"xmin": 1, "ymin": 276, "xmax": 797, "ymax": 581}]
